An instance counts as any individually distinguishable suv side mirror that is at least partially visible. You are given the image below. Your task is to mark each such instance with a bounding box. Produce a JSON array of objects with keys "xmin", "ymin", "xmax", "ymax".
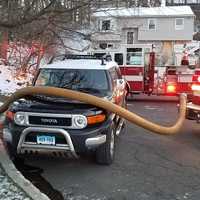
[{"xmin": 116, "ymin": 79, "xmax": 126, "ymax": 90}]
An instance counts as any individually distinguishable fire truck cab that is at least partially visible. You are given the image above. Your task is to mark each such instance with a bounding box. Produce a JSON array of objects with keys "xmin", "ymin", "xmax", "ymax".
[
  {"xmin": 92, "ymin": 44, "xmax": 152, "ymax": 95},
  {"xmin": 164, "ymin": 66, "xmax": 177, "ymax": 95},
  {"xmin": 163, "ymin": 64, "xmax": 195, "ymax": 96},
  {"xmin": 91, "ymin": 44, "xmax": 195, "ymax": 97}
]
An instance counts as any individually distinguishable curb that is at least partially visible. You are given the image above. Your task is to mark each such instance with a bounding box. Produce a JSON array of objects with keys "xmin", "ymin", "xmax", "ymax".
[
  {"xmin": 0, "ymin": 139, "xmax": 50, "ymax": 200},
  {"xmin": 0, "ymin": 101, "xmax": 50, "ymax": 200},
  {"xmin": 127, "ymin": 94, "xmax": 179, "ymax": 102}
]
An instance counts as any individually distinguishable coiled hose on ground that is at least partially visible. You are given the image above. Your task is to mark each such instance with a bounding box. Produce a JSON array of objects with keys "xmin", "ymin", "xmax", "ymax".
[{"xmin": 0, "ymin": 86, "xmax": 187, "ymax": 135}]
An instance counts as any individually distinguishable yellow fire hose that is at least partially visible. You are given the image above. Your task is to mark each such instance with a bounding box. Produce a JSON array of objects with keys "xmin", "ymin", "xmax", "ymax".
[{"xmin": 0, "ymin": 86, "xmax": 187, "ymax": 135}]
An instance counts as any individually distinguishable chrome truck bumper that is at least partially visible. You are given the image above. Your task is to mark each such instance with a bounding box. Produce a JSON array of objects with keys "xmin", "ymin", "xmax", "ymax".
[
  {"xmin": 186, "ymin": 102, "xmax": 200, "ymax": 121},
  {"xmin": 17, "ymin": 127, "xmax": 79, "ymax": 158},
  {"xmin": 5, "ymin": 127, "xmax": 107, "ymax": 158},
  {"xmin": 186, "ymin": 102, "xmax": 200, "ymax": 111}
]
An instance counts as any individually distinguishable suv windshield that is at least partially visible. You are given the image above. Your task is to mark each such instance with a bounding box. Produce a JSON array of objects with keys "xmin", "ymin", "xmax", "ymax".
[{"xmin": 35, "ymin": 68, "xmax": 111, "ymax": 96}]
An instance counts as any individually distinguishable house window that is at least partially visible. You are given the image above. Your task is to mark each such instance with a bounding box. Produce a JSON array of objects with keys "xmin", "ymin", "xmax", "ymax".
[
  {"xmin": 99, "ymin": 43, "xmax": 107, "ymax": 49},
  {"xmin": 108, "ymin": 44, "xmax": 113, "ymax": 48},
  {"xmin": 127, "ymin": 32, "xmax": 134, "ymax": 44},
  {"xmin": 148, "ymin": 19, "xmax": 156, "ymax": 30},
  {"xmin": 99, "ymin": 43, "xmax": 113, "ymax": 49},
  {"xmin": 175, "ymin": 18, "xmax": 184, "ymax": 30},
  {"xmin": 126, "ymin": 48, "xmax": 143, "ymax": 65},
  {"xmin": 102, "ymin": 20, "xmax": 111, "ymax": 31}
]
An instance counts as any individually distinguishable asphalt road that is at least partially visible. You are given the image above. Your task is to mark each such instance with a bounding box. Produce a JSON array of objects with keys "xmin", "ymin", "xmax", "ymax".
[{"xmin": 17, "ymin": 101, "xmax": 200, "ymax": 200}]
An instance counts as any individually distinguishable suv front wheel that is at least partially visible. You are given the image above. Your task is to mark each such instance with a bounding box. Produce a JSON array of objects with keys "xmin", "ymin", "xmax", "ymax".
[{"xmin": 95, "ymin": 124, "xmax": 116, "ymax": 165}]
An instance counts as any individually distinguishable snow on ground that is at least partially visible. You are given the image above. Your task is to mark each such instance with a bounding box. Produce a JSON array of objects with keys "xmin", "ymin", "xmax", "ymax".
[
  {"xmin": 0, "ymin": 103, "xmax": 30, "ymax": 200},
  {"xmin": 0, "ymin": 65, "xmax": 33, "ymax": 96},
  {"xmin": 0, "ymin": 165, "xmax": 30, "ymax": 200}
]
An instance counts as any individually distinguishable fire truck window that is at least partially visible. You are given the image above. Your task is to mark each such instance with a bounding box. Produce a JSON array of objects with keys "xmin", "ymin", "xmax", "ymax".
[
  {"xmin": 114, "ymin": 53, "xmax": 123, "ymax": 65},
  {"xmin": 126, "ymin": 48, "xmax": 142, "ymax": 65}
]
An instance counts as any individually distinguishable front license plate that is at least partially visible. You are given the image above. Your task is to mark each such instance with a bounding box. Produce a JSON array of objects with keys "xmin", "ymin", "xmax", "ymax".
[{"xmin": 37, "ymin": 135, "xmax": 55, "ymax": 145}]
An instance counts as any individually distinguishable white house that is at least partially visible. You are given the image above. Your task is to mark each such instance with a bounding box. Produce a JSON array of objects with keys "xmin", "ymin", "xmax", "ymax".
[{"xmin": 90, "ymin": 6, "xmax": 195, "ymax": 65}]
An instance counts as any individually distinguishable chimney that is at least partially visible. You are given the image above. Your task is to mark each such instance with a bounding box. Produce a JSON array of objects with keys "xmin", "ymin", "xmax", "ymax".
[{"xmin": 161, "ymin": 0, "xmax": 166, "ymax": 7}]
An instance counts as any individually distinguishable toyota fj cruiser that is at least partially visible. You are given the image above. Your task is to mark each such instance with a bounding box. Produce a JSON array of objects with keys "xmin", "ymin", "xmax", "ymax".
[{"xmin": 3, "ymin": 55, "xmax": 127, "ymax": 165}]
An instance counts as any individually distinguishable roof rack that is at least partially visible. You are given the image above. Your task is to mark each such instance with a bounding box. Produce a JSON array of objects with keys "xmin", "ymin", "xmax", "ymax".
[
  {"xmin": 48, "ymin": 54, "xmax": 112, "ymax": 64},
  {"xmin": 48, "ymin": 54, "xmax": 99, "ymax": 64},
  {"xmin": 63, "ymin": 54, "xmax": 98, "ymax": 60}
]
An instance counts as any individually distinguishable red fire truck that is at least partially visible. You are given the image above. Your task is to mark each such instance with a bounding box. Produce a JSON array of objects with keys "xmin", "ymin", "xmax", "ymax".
[
  {"xmin": 92, "ymin": 44, "xmax": 196, "ymax": 96},
  {"xmin": 186, "ymin": 69, "xmax": 200, "ymax": 121}
]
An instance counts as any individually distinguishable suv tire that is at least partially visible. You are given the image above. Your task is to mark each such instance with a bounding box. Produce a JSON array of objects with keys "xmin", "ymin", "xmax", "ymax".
[{"xmin": 95, "ymin": 124, "xmax": 115, "ymax": 165}]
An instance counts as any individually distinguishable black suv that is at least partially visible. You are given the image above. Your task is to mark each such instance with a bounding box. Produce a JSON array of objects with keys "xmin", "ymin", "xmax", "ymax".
[{"xmin": 3, "ymin": 55, "xmax": 127, "ymax": 165}]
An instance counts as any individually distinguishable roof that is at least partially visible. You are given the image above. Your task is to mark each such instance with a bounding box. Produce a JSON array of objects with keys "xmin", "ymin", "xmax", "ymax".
[
  {"xmin": 93, "ymin": 6, "xmax": 194, "ymax": 18},
  {"xmin": 40, "ymin": 59, "xmax": 118, "ymax": 70}
]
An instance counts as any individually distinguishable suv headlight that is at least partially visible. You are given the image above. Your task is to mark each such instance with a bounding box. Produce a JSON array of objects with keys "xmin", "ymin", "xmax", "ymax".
[
  {"xmin": 73, "ymin": 115, "xmax": 87, "ymax": 129},
  {"xmin": 14, "ymin": 112, "xmax": 26, "ymax": 126}
]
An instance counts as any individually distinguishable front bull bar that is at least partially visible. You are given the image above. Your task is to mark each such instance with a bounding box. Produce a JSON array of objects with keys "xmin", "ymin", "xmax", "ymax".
[{"xmin": 0, "ymin": 86, "xmax": 187, "ymax": 135}]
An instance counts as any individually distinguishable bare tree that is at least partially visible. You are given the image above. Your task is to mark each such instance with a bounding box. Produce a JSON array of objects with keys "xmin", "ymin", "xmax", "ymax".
[
  {"xmin": 0, "ymin": 0, "xmax": 161, "ymax": 65},
  {"xmin": 0, "ymin": 0, "xmax": 97, "ymax": 65},
  {"xmin": 0, "ymin": 0, "xmax": 161, "ymax": 38}
]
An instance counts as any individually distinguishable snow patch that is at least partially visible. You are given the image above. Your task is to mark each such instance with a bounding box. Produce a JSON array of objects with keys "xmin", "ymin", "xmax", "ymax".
[
  {"xmin": 93, "ymin": 6, "xmax": 194, "ymax": 17},
  {"xmin": 0, "ymin": 65, "xmax": 33, "ymax": 95}
]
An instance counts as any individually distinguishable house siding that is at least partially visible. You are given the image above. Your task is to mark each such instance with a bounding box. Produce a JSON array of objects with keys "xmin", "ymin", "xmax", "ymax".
[
  {"xmin": 137, "ymin": 17, "xmax": 194, "ymax": 41},
  {"xmin": 90, "ymin": 7, "xmax": 194, "ymax": 63},
  {"xmin": 92, "ymin": 15, "xmax": 194, "ymax": 42}
]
